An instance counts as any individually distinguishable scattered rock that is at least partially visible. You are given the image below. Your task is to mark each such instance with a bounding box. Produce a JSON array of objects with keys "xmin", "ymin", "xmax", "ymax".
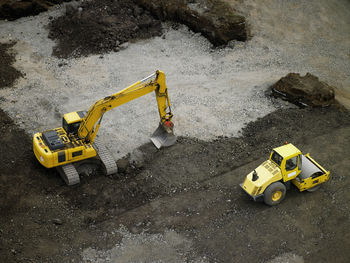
[
  {"xmin": 53, "ymin": 218, "xmax": 63, "ymax": 225},
  {"xmin": 130, "ymin": 149, "xmax": 145, "ymax": 169},
  {"xmin": 116, "ymin": 158, "xmax": 129, "ymax": 173},
  {"xmin": 134, "ymin": 0, "xmax": 247, "ymax": 46},
  {"xmin": 119, "ymin": 42, "xmax": 129, "ymax": 50},
  {"xmin": 271, "ymin": 73, "xmax": 335, "ymax": 107}
]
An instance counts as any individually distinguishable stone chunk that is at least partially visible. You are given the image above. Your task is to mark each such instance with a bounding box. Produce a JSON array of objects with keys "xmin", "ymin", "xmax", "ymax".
[
  {"xmin": 134, "ymin": 0, "xmax": 248, "ymax": 46},
  {"xmin": 271, "ymin": 73, "xmax": 335, "ymax": 107}
]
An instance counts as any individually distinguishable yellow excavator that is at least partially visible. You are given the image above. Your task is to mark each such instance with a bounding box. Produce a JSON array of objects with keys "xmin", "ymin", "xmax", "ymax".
[
  {"xmin": 33, "ymin": 70, "xmax": 176, "ymax": 185},
  {"xmin": 240, "ymin": 143, "xmax": 330, "ymax": 206}
]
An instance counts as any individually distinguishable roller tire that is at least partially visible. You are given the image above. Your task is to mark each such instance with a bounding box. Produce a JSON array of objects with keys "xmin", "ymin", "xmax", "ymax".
[
  {"xmin": 306, "ymin": 185, "xmax": 321, "ymax": 192},
  {"xmin": 264, "ymin": 182, "xmax": 287, "ymax": 206}
]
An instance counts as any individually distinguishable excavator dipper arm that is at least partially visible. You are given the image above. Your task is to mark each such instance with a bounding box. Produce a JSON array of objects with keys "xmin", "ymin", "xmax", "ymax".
[{"xmin": 77, "ymin": 70, "xmax": 175, "ymax": 147}]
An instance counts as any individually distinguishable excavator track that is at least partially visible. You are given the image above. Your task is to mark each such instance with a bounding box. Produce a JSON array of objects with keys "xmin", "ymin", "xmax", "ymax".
[
  {"xmin": 57, "ymin": 163, "xmax": 80, "ymax": 186},
  {"xmin": 93, "ymin": 139, "xmax": 118, "ymax": 175}
]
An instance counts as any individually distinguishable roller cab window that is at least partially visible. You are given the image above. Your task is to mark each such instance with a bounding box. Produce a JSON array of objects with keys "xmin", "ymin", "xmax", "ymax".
[
  {"xmin": 286, "ymin": 156, "xmax": 298, "ymax": 171},
  {"xmin": 271, "ymin": 151, "xmax": 283, "ymax": 166}
]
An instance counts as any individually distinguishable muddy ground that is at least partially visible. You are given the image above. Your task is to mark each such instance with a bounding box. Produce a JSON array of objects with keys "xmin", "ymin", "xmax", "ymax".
[{"xmin": 1, "ymin": 103, "xmax": 350, "ymax": 262}]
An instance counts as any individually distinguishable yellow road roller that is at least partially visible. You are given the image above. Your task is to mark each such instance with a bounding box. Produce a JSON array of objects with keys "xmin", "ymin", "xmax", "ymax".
[{"xmin": 240, "ymin": 143, "xmax": 330, "ymax": 206}]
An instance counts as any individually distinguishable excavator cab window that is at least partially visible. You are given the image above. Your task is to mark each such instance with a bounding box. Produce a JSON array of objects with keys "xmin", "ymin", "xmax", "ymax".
[{"xmin": 62, "ymin": 118, "xmax": 81, "ymax": 135}]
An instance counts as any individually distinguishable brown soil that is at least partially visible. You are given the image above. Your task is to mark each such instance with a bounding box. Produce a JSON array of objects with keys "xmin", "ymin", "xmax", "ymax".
[
  {"xmin": 0, "ymin": 42, "xmax": 23, "ymax": 88},
  {"xmin": 272, "ymin": 72, "xmax": 336, "ymax": 107},
  {"xmin": 48, "ymin": 0, "xmax": 162, "ymax": 58}
]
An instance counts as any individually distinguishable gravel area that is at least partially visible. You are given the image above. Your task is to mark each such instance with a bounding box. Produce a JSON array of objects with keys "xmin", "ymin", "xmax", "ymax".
[
  {"xmin": 0, "ymin": 4, "xmax": 291, "ymax": 160},
  {"xmin": 81, "ymin": 226, "xmax": 208, "ymax": 263}
]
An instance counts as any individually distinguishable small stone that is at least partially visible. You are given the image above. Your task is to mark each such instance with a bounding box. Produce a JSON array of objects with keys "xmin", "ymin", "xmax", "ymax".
[
  {"xmin": 116, "ymin": 159, "xmax": 129, "ymax": 173},
  {"xmin": 119, "ymin": 42, "xmax": 129, "ymax": 50},
  {"xmin": 53, "ymin": 218, "xmax": 63, "ymax": 225}
]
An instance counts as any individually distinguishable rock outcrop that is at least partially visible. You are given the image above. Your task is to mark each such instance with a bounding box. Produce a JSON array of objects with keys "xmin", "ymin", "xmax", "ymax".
[
  {"xmin": 134, "ymin": 0, "xmax": 247, "ymax": 45},
  {"xmin": 271, "ymin": 73, "xmax": 335, "ymax": 107}
]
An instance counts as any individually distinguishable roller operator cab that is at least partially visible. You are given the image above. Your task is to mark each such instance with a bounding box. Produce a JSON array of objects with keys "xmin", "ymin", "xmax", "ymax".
[
  {"xmin": 240, "ymin": 143, "xmax": 330, "ymax": 206},
  {"xmin": 33, "ymin": 111, "xmax": 96, "ymax": 169}
]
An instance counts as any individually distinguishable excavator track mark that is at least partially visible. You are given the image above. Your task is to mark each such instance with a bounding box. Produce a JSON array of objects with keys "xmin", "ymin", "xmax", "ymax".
[
  {"xmin": 57, "ymin": 164, "xmax": 80, "ymax": 186},
  {"xmin": 93, "ymin": 139, "xmax": 118, "ymax": 175}
]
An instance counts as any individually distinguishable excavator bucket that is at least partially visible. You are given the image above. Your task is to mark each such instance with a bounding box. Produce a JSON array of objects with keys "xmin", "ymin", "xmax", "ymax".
[{"xmin": 150, "ymin": 121, "xmax": 176, "ymax": 149}]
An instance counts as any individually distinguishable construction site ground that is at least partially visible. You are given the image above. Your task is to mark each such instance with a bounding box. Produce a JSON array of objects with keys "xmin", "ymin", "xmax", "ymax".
[{"xmin": 1, "ymin": 0, "xmax": 350, "ymax": 262}]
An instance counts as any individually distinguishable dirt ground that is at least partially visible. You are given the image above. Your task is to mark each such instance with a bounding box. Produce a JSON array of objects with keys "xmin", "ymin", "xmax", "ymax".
[
  {"xmin": 1, "ymin": 102, "xmax": 350, "ymax": 262},
  {"xmin": 0, "ymin": 42, "xmax": 23, "ymax": 88},
  {"xmin": 1, "ymin": 0, "xmax": 350, "ymax": 262},
  {"xmin": 49, "ymin": 0, "xmax": 162, "ymax": 58}
]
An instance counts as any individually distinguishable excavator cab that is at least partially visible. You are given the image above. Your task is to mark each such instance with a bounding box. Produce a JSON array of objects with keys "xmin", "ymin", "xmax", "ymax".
[{"xmin": 62, "ymin": 111, "xmax": 85, "ymax": 135}]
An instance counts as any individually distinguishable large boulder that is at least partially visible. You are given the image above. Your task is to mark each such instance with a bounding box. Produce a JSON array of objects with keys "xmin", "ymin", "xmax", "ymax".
[
  {"xmin": 271, "ymin": 73, "xmax": 335, "ymax": 107},
  {"xmin": 133, "ymin": 0, "xmax": 247, "ymax": 45}
]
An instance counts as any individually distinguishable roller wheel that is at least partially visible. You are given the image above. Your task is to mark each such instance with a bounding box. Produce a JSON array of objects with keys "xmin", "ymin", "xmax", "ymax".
[
  {"xmin": 306, "ymin": 185, "xmax": 320, "ymax": 192},
  {"xmin": 264, "ymin": 182, "xmax": 286, "ymax": 206},
  {"xmin": 304, "ymin": 171, "xmax": 324, "ymax": 192}
]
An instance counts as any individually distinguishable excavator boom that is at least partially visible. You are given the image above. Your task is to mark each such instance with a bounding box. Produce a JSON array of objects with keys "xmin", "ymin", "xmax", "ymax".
[{"xmin": 77, "ymin": 70, "xmax": 175, "ymax": 147}]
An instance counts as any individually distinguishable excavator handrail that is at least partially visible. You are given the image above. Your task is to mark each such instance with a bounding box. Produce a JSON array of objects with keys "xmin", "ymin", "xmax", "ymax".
[{"xmin": 140, "ymin": 72, "xmax": 157, "ymax": 83}]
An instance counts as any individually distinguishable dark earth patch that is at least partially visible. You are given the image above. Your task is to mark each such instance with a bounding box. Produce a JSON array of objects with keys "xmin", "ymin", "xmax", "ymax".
[
  {"xmin": 0, "ymin": 42, "xmax": 23, "ymax": 88},
  {"xmin": 0, "ymin": 0, "xmax": 69, "ymax": 21},
  {"xmin": 1, "ymin": 103, "xmax": 350, "ymax": 262},
  {"xmin": 48, "ymin": 0, "xmax": 162, "ymax": 58}
]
